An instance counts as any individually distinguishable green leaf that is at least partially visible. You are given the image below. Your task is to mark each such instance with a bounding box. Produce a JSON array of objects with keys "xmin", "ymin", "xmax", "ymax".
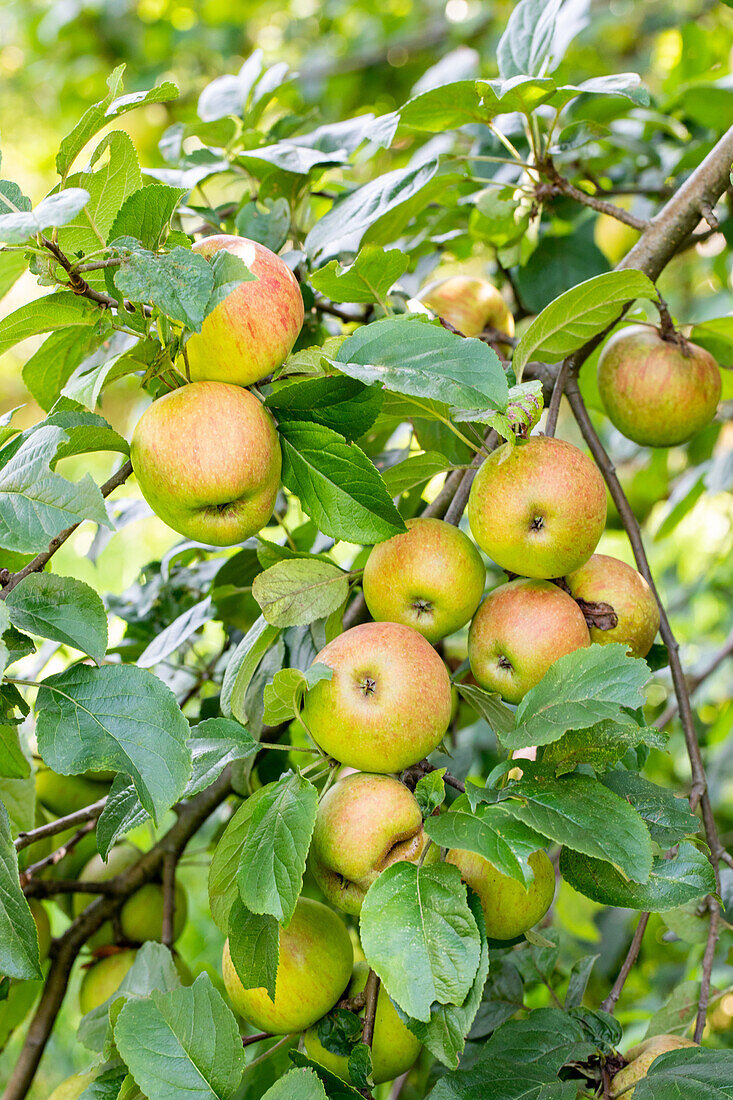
[
  {"xmin": 236, "ymin": 773, "xmax": 318, "ymax": 924},
  {"xmin": 305, "ymin": 160, "xmax": 440, "ymax": 262},
  {"xmin": 279, "ymin": 420, "xmax": 406, "ymax": 544},
  {"xmin": 95, "ymin": 774, "xmax": 150, "ymax": 861},
  {"xmin": 455, "ymin": 683, "xmax": 516, "ymax": 738},
  {"xmin": 22, "ymin": 327, "xmax": 109, "ymax": 412},
  {"xmin": 263, "ymin": 664, "xmax": 332, "ymax": 725},
  {"xmin": 552, "ymin": 74, "xmax": 650, "ymax": 109},
  {"xmin": 382, "ymin": 451, "xmax": 453, "ymax": 496},
  {"xmin": 512, "ymin": 270, "xmax": 656, "ymax": 380},
  {"xmin": 204, "ymin": 249, "xmax": 257, "ymax": 317},
  {"xmin": 541, "ymin": 719, "xmax": 667, "ymax": 775},
  {"xmin": 0, "ymin": 425, "xmax": 112, "ymax": 554},
  {"xmin": 114, "ymin": 973, "xmax": 245, "ymax": 1100},
  {"xmin": 429, "ymin": 1056, "xmax": 576, "ymax": 1100},
  {"xmin": 425, "ymin": 802, "xmax": 548, "ymax": 888},
  {"xmin": 267, "ymin": 376, "xmax": 383, "ymax": 443},
  {"xmin": 0, "ymin": 188, "xmax": 90, "ymax": 244},
  {"xmin": 400, "ymin": 889, "xmax": 489, "ymax": 1069},
  {"xmin": 0, "ymin": 292, "xmax": 110, "ymax": 359},
  {"xmin": 57, "ymin": 66, "xmax": 179, "ymax": 178},
  {"xmin": 559, "ymin": 841, "xmax": 715, "ymax": 911},
  {"xmin": 504, "ymin": 773, "xmax": 653, "ymax": 882},
  {"xmin": 0, "ymin": 801, "xmax": 42, "ymax": 979},
  {"xmin": 0, "ymin": 726, "xmax": 30, "ymax": 780},
  {"xmin": 184, "ymin": 717, "xmax": 258, "ymax": 799},
  {"xmin": 6, "ymin": 573, "xmax": 107, "ymax": 663},
  {"xmin": 497, "ymin": 0, "xmax": 576, "ymax": 79},
  {"xmin": 288, "ymin": 1051, "xmax": 365, "ymax": 1099},
  {"xmin": 137, "ymin": 597, "xmax": 214, "ymax": 669},
  {"xmin": 235, "ymin": 197, "xmax": 291, "ymax": 252},
  {"xmin": 335, "ymin": 315, "xmax": 508, "ymax": 413},
  {"xmin": 415, "ymin": 768, "xmax": 446, "ymax": 818},
  {"xmin": 632, "ymin": 1047, "xmax": 733, "ymax": 1098},
  {"xmin": 600, "ymin": 771, "xmax": 700, "ymax": 848},
  {"xmin": 220, "ymin": 616, "xmax": 281, "ymax": 724},
  {"xmin": 62, "ymin": 334, "xmax": 158, "ymax": 411},
  {"xmin": 228, "ymin": 895, "xmax": 279, "ymax": 1000},
  {"xmin": 114, "ymin": 246, "xmax": 214, "ymax": 330},
  {"xmin": 261, "ymin": 1068, "xmax": 328, "ymax": 1100},
  {"xmin": 253, "ymin": 559, "xmax": 350, "ymax": 627},
  {"xmin": 505, "ymin": 644, "xmax": 651, "ymax": 750},
  {"xmin": 311, "ymin": 246, "xmax": 408, "ymax": 304},
  {"xmin": 209, "ymin": 788, "xmax": 269, "ymax": 932},
  {"xmin": 399, "ymin": 77, "xmax": 556, "ymax": 132},
  {"xmin": 108, "ymin": 183, "xmax": 188, "ymax": 249},
  {"xmin": 36, "ymin": 663, "xmax": 191, "ymax": 823},
  {"xmin": 483, "ymin": 1008, "xmax": 595, "ymax": 1074},
  {"xmin": 360, "ymin": 861, "xmax": 481, "ymax": 1022}
]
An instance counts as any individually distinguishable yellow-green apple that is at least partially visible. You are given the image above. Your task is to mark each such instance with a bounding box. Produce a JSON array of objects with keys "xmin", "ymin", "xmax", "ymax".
[
  {"xmin": 130, "ymin": 380, "xmax": 282, "ymax": 546},
  {"xmin": 446, "ymin": 847, "xmax": 554, "ymax": 940},
  {"xmin": 468, "ymin": 579, "xmax": 590, "ymax": 704},
  {"xmin": 420, "ymin": 275, "xmax": 515, "ymax": 345},
  {"xmin": 48, "ymin": 1072, "xmax": 97, "ymax": 1100},
  {"xmin": 301, "ymin": 622, "xmax": 453, "ymax": 772},
  {"xmin": 79, "ymin": 948, "xmax": 138, "ymax": 1015},
  {"xmin": 29, "ymin": 900, "xmax": 51, "ymax": 961},
  {"xmin": 35, "ymin": 767, "xmax": 109, "ymax": 818},
  {"xmin": 184, "ymin": 234, "xmax": 304, "ymax": 387},
  {"xmin": 304, "ymin": 961, "xmax": 421, "ymax": 1084},
  {"xmin": 73, "ymin": 844, "xmax": 141, "ymax": 947},
  {"xmin": 310, "ymin": 773, "xmax": 435, "ymax": 914},
  {"xmin": 362, "ymin": 518, "xmax": 485, "ymax": 643},
  {"xmin": 610, "ymin": 1034, "xmax": 697, "ymax": 1097},
  {"xmin": 222, "ymin": 897, "xmax": 353, "ymax": 1033},
  {"xmin": 566, "ymin": 553, "xmax": 659, "ymax": 657},
  {"xmin": 594, "ymin": 207, "xmax": 640, "ymax": 265},
  {"xmin": 467, "ymin": 437, "xmax": 606, "ymax": 579},
  {"xmin": 597, "ymin": 325, "xmax": 721, "ymax": 447},
  {"xmin": 120, "ymin": 880, "xmax": 188, "ymax": 945}
]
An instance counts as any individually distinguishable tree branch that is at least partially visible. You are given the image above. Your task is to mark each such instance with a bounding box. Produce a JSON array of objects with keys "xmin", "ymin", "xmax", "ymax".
[
  {"xmin": 541, "ymin": 161, "xmax": 648, "ymax": 230},
  {"xmin": 361, "ymin": 969, "xmax": 380, "ymax": 1049},
  {"xmin": 600, "ymin": 913, "xmax": 650, "ymax": 1014},
  {"xmin": 15, "ymin": 799, "xmax": 107, "ymax": 851},
  {"xmin": 20, "ymin": 819, "xmax": 97, "ymax": 885}
]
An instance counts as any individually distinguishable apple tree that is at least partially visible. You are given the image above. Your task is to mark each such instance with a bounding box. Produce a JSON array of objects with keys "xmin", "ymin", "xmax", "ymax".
[{"xmin": 1, "ymin": 2, "xmax": 733, "ymax": 1098}]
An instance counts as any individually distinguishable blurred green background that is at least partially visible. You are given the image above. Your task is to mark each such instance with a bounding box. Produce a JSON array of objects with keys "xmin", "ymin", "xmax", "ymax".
[{"xmin": 2, "ymin": 0, "xmax": 733, "ymax": 1094}]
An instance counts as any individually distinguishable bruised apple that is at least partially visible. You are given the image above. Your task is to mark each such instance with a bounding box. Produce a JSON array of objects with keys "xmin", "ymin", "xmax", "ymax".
[
  {"xmin": 301, "ymin": 622, "xmax": 453, "ymax": 772},
  {"xmin": 467, "ymin": 437, "xmax": 606, "ymax": 579},
  {"xmin": 130, "ymin": 381, "xmax": 281, "ymax": 546},
  {"xmin": 566, "ymin": 553, "xmax": 659, "ymax": 657},
  {"xmin": 185, "ymin": 235, "xmax": 304, "ymax": 387}
]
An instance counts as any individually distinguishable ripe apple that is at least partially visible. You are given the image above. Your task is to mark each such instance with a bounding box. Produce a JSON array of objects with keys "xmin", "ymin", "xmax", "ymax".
[
  {"xmin": 310, "ymin": 773, "xmax": 435, "ymax": 914},
  {"xmin": 48, "ymin": 1072, "xmax": 97, "ymax": 1100},
  {"xmin": 120, "ymin": 881, "xmax": 188, "ymax": 945},
  {"xmin": 35, "ymin": 767, "xmax": 109, "ymax": 818},
  {"xmin": 566, "ymin": 553, "xmax": 660, "ymax": 657},
  {"xmin": 222, "ymin": 897, "xmax": 353, "ymax": 1033},
  {"xmin": 304, "ymin": 961, "xmax": 422, "ymax": 1084},
  {"xmin": 597, "ymin": 325, "xmax": 721, "ymax": 447},
  {"xmin": 362, "ymin": 518, "xmax": 485, "ymax": 644},
  {"xmin": 446, "ymin": 847, "xmax": 555, "ymax": 940},
  {"xmin": 468, "ymin": 579, "xmax": 590, "ymax": 704},
  {"xmin": 610, "ymin": 1034, "xmax": 697, "ymax": 1097},
  {"xmin": 300, "ymin": 622, "xmax": 453, "ymax": 773},
  {"xmin": 467, "ymin": 437, "xmax": 607, "ymax": 579},
  {"xmin": 29, "ymin": 900, "xmax": 51, "ymax": 962},
  {"xmin": 73, "ymin": 844, "xmax": 141, "ymax": 947},
  {"xmin": 79, "ymin": 948, "xmax": 138, "ymax": 1015},
  {"xmin": 184, "ymin": 234, "xmax": 304, "ymax": 387},
  {"xmin": 420, "ymin": 275, "xmax": 515, "ymax": 344},
  {"xmin": 130, "ymin": 380, "xmax": 282, "ymax": 546}
]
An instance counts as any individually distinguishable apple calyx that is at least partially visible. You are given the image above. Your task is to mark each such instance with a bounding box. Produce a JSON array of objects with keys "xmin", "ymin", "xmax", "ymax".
[{"xmin": 359, "ymin": 675, "xmax": 377, "ymax": 697}]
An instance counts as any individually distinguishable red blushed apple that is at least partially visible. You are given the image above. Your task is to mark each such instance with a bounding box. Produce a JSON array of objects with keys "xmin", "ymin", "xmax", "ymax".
[
  {"xmin": 420, "ymin": 275, "xmax": 515, "ymax": 345},
  {"xmin": 597, "ymin": 325, "xmax": 721, "ymax": 447},
  {"xmin": 566, "ymin": 553, "xmax": 660, "ymax": 657},
  {"xmin": 184, "ymin": 235, "xmax": 304, "ymax": 387},
  {"xmin": 467, "ymin": 436, "xmax": 607, "ymax": 579},
  {"xmin": 468, "ymin": 578, "xmax": 591, "ymax": 704},
  {"xmin": 130, "ymin": 381, "xmax": 281, "ymax": 546},
  {"xmin": 301, "ymin": 622, "xmax": 453, "ymax": 773}
]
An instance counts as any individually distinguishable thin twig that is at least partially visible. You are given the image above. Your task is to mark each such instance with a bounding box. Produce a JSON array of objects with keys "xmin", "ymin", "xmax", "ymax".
[
  {"xmin": 544, "ymin": 359, "xmax": 571, "ymax": 437},
  {"xmin": 695, "ymin": 899, "xmax": 720, "ymax": 1042},
  {"xmin": 15, "ymin": 798, "xmax": 106, "ymax": 851},
  {"xmin": 361, "ymin": 969, "xmax": 380, "ymax": 1050},
  {"xmin": 20, "ymin": 819, "xmax": 97, "ymax": 884},
  {"xmin": 242, "ymin": 1031, "xmax": 274, "ymax": 1048},
  {"xmin": 600, "ymin": 913, "xmax": 650, "ymax": 1014},
  {"xmin": 540, "ymin": 160, "xmax": 648, "ymax": 229}
]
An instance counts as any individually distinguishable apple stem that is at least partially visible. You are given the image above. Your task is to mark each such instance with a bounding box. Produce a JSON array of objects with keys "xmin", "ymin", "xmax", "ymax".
[{"xmin": 361, "ymin": 968, "xmax": 380, "ymax": 1050}]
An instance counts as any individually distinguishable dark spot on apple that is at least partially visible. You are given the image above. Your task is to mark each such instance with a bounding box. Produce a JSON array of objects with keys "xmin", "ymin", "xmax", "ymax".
[
  {"xmin": 498, "ymin": 655, "xmax": 513, "ymax": 670},
  {"xmin": 530, "ymin": 515, "xmax": 544, "ymax": 531}
]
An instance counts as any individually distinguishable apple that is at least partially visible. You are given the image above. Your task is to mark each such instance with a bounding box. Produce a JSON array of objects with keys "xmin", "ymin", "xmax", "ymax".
[
  {"xmin": 610, "ymin": 1034, "xmax": 697, "ymax": 1097},
  {"xmin": 362, "ymin": 518, "xmax": 485, "ymax": 644},
  {"xmin": 29, "ymin": 900, "xmax": 51, "ymax": 962},
  {"xmin": 446, "ymin": 847, "xmax": 555, "ymax": 940},
  {"xmin": 184, "ymin": 234, "xmax": 304, "ymax": 387},
  {"xmin": 35, "ymin": 767, "xmax": 110, "ymax": 818},
  {"xmin": 73, "ymin": 844, "xmax": 141, "ymax": 947},
  {"xmin": 597, "ymin": 325, "xmax": 721, "ymax": 447},
  {"xmin": 468, "ymin": 579, "xmax": 590, "ymax": 704},
  {"xmin": 594, "ymin": 207, "xmax": 640, "ymax": 265},
  {"xmin": 566, "ymin": 553, "xmax": 660, "ymax": 657},
  {"xmin": 120, "ymin": 881, "xmax": 188, "ymax": 945},
  {"xmin": 48, "ymin": 1072, "xmax": 97, "ymax": 1100},
  {"xmin": 79, "ymin": 948, "xmax": 138, "ymax": 1015},
  {"xmin": 130, "ymin": 380, "xmax": 282, "ymax": 546},
  {"xmin": 420, "ymin": 275, "xmax": 515, "ymax": 344},
  {"xmin": 468, "ymin": 437, "xmax": 607, "ymax": 580},
  {"xmin": 310, "ymin": 773, "xmax": 435, "ymax": 914},
  {"xmin": 222, "ymin": 897, "xmax": 353, "ymax": 1033},
  {"xmin": 300, "ymin": 622, "xmax": 453, "ymax": 773},
  {"xmin": 304, "ymin": 961, "xmax": 422, "ymax": 1085}
]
